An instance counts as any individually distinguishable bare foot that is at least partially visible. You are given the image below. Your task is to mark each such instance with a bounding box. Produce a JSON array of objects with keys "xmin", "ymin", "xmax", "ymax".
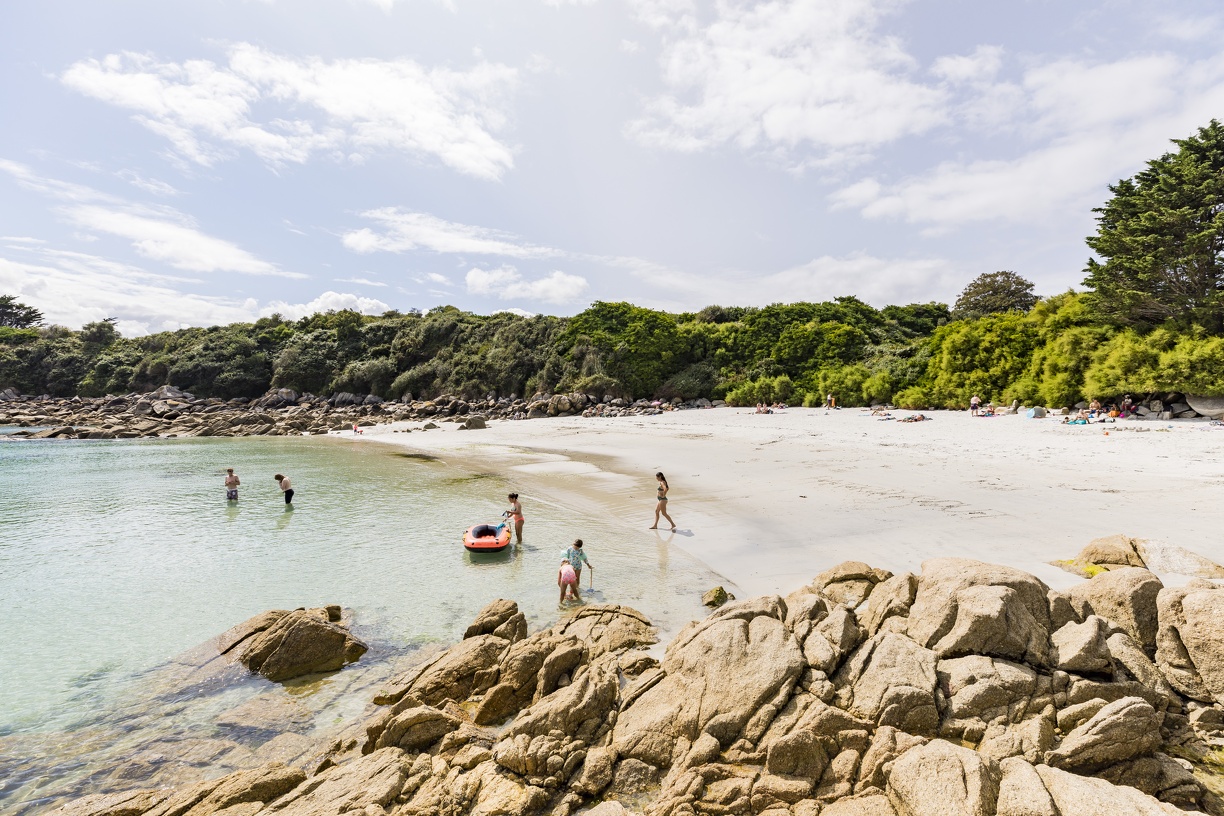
[{"xmin": 648, "ymin": 526, "xmax": 658, "ymax": 529}]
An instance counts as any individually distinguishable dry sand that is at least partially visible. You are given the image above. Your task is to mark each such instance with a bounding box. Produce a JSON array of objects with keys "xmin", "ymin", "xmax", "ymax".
[{"xmin": 345, "ymin": 408, "xmax": 1224, "ymax": 600}]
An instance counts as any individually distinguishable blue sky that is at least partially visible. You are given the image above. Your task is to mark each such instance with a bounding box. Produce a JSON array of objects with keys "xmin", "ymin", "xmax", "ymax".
[{"xmin": 2, "ymin": 0, "xmax": 1223, "ymax": 334}]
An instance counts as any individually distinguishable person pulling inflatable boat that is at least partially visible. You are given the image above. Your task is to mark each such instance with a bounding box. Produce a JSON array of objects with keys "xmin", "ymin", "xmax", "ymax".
[{"xmin": 463, "ymin": 521, "xmax": 512, "ymax": 553}]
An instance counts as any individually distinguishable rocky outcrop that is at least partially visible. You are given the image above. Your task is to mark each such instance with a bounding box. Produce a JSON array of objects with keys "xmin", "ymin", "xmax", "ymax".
[
  {"xmin": 219, "ymin": 606, "xmax": 368, "ymax": 682},
  {"xmin": 51, "ymin": 556, "xmax": 1224, "ymax": 816},
  {"xmin": 0, "ymin": 389, "xmax": 722, "ymax": 441}
]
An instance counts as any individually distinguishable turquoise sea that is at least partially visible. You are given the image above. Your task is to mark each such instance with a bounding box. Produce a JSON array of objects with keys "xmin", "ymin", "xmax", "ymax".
[{"xmin": 0, "ymin": 436, "xmax": 717, "ymax": 737}]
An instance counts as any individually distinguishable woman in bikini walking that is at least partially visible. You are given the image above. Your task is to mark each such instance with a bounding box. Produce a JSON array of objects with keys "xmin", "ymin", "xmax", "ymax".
[{"xmin": 650, "ymin": 472, "xmax": 676, "ymax": 530}]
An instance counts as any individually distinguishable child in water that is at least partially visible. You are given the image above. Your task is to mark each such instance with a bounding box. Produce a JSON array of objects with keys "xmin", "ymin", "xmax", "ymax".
[{"xmin": 558, "ymin": 558, "xmax": 580, "ymax": 602}]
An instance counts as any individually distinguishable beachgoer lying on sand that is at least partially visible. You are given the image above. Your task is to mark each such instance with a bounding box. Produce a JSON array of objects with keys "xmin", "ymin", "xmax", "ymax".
[
  {"xmin": 558, "ymin": 558, "xmax": 580, "ymax": 602},
  {"xmin": 898, "ymin": 414, "xmax": 930, "ymax": 423},
  {"xmin": 870, "ymin": 406, "xmax": 891, "ymax": 416}
]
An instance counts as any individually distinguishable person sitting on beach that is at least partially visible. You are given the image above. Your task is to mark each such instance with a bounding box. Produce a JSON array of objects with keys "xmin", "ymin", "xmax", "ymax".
[
  {"xmin": 970, "ymin": 395, "xmax": 981, "ymax": 416},
  {"xmin": 558, "ymin": 558, "xmax": 580, "ymax": 602},
  {"xmin": 565, "ymin": 539, "xmax": 592, "ymax": 585},
  {"xmin": 1089, "ymin": 398, "xmax": 1102, "ymax": 417}
]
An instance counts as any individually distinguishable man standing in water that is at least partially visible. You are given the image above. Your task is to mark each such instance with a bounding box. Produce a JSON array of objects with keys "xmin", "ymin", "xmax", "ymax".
[
  {"xmin": 274, "ymin": 473, "xmax": 294, "ymax": 505},
  {"xmin": 224, "ymin": 468, "xmax": 240, "ymax": 501}
]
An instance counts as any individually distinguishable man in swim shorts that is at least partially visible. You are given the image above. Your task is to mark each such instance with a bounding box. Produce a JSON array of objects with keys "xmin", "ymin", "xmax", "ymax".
[
  {"xmin": 274, "ymin": 473, "xmax": 294, "ymax": 505},
  {"xmin": 224, "ymin": 468, "xmax": 240, "ymax": 501}
]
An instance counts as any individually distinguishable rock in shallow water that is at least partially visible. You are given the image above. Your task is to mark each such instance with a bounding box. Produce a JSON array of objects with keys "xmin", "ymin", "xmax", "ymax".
[{"xmin": 220, "ymin": 606, "xmax": 368, "ymax": 683}]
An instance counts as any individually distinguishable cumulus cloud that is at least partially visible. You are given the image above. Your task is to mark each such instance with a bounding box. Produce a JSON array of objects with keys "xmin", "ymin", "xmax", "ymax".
[
  {"xmin": 625, "ymin": 251, "xmax": 959, "ymax": 307},
  {"xmin": 0, "ymin": 160, "xmax": 294, "ymax": 277},
  {"xmin": 465, "ymin": 265, "xmax": 588, "ymax": 304},
  {"xmin": 342, "ymin": 209, "xmax": 562, "ymax": 258},
  {"xmin": 834, "ymin": 52, "xmax": 1224, "ymax": 228},
  {"xmin": 0, "ymin": 249, "xmax": 260, "ymax": 335},
  {"xmin": 335, "ymin": 276, "xmax": 388, "ymax": 287},
  {"xmin": 260, "ymin": 290, "xmax": 391, "ymax": 320},
  {"xmin": 627, "ymin": 0, "xmax": 948, "ymax": 164},
  {"xmin": 61, "ymin": 44, "xmax": 519, "ymax": 180}
]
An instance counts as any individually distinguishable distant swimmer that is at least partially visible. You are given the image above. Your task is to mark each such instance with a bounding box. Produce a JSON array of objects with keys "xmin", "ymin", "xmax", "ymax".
[
  {"xmin": 506, "ymin": 492, "xmax": 524, "ymax": 544},
  {"xmin": 274, "ymin": 473, "xmax": 294, "ymax": 505},
  {"xmin": 224, "ymin": 468, "xmax": 240, "ymax": 501},
  {"xmin": 650, "ymin": 472, "xmax": 676, "ymax": 531},
  {"xmin": 558, "ymin": 558, "xmax": 580, "ymax": 602}
]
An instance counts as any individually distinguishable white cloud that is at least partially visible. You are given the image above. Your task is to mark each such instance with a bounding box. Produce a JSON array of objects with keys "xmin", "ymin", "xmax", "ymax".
[
  {"xmin": 66, "ymin": 204, "xmax": 297, "ymax": 276},
  {"xmin": 343, "ymin": 208, "xmax": 562, "ymax": 258},
  {"xmin": 261, "ymin": 290, "xmax": 391, "ymax": 320},
  {"xmin": 465, "ymin": 265, "xmax": 588, "ymax": 304},
  {"xmin": 496, "ymin": 307, "xmax": 536, "ymax": 317},
  {"xmin": 835, "ymin": 52, "xmax": 1224, "ymax": 228},
  {"xmin": 61, "ymin": 44, "xmax": 519, "ymax": 180},
  {"xmin": 117, "ymin": 170, "xmax": 181, "ymax": 196},
  {"xmin": 0, "ymin": 249, "xmax": 259, "ymax": 335},
  {"xmin": 930, "ymin": 45, "xmax": 1003, "ymax": 85},
  {"xmin": 625, "ymin": 251, "xmax": 958, "ymax": 307},
  {"xmin": 0, "ymin": 160, "xmax": 294, "ymax": 277},
  {"xmin": 627, "ymin": 0, "xmax": 948, "ymax": 164},
  {"xmin": 621, "ymin": 40, "xmax": 642, "ymax": 54},
  {"xmin": 425, "ymin": 272, "xmax": 452, "ymax": 285},
  {"xmin": 335, "ymin": 276, "xmax": 388, "ymax": 287}
]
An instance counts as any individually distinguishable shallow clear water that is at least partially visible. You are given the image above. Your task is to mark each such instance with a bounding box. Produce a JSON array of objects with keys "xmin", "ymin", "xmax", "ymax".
[{"xmin": 0, "ymin": 436, "xmax": 716, "ymax": 735}]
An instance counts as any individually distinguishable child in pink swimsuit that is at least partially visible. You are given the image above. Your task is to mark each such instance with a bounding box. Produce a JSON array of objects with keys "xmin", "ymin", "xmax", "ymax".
[{"xmin": 558, "ymin": 558, "xmax": 579, "ymax": 602}]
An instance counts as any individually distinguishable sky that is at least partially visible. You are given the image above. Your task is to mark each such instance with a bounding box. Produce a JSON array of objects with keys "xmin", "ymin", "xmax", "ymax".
[{"xmin": 2, "ymin": 0, "xmax": 1224, "ymax": 335}]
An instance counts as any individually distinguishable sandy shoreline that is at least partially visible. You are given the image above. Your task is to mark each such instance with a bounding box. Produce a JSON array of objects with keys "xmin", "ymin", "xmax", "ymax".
[{"xmin": 337, "ymin": 407, "xmax": 1224, "ymax": 600}]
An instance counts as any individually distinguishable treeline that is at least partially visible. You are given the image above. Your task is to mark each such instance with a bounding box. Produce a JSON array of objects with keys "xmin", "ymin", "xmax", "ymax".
[{"xmin": 2, "ymin": 120, "xmax": 1224, "ymax": 409}]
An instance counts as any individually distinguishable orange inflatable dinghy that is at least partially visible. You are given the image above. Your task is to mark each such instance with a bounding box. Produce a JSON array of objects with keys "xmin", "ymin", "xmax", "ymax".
[{"xmin": 464, "ymin": 523, "xmax": 511, "ymax": 553}]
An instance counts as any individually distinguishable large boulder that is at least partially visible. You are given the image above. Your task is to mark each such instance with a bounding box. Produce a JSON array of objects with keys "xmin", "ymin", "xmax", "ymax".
[
  {"xmin": 1068, "ymin": 568, "xmax": 1163, "ymax": 654},
  {"xmin": 1050, "ymin": 616, "xmax": 1111, "ymax": 674},
  {"xmin": 1078, "ymin": 534, "xmax": 1146, "ymax": 569},
  {"xmin": 1032, "ymin": 763, "xmax": 1186, "ymax": 815},
  {"xmin": 833, "ymin": 633, "xmax": 939, "ymax": 737},
  {"xmin": 1155, "ymin": 582, "xmax": 1224, "ymax": 704},
  {"xmin": 1046, "ymin": 696, "xmax": 1162, "ymax": 772},
  {"xmin": 860, "ymin": 572, "xmax": 917, "ymax": 636},
  {"xmin": 929, "ymin": 585, "xmax": 1050, "ymax": 667},
  {"xmin": 906, "ymin": 559, "xmax": 1052, "ymax": 665},
  {"xmin": 886, "ymin": 740, "xmax": 1000, "ymax": 816},
  {"xmin": 936, "ymin": 656, "xmax": 1054, "ymax": 763},
  {"xmin": 377, "ymin": 634, "xmax": 510, "ymax": 706},
  {"xmin": 613, "ymin": 596, "xmax": 805, "ymax": 766},
  {"xmin": 463, "ymin": 599, "xmax": 525, "ymax": 641},
  {"xmin": 812, "ymin": 561, "xmax": 893, "ymax": 608},
  {"xmin": 223, "ymin": 607, "xmax": 367, "ymax": 682}
]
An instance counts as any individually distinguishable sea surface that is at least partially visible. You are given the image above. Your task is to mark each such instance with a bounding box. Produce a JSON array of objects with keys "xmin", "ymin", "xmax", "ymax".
[{"xmin": 0, "ymin": 435, "xmax": 717, "ymax": 737}]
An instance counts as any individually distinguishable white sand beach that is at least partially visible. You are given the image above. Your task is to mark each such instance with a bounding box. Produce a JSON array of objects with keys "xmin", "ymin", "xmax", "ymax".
[{"xmin": 348, "ymin": 408, "xmax": 1224, "ymax": 600}]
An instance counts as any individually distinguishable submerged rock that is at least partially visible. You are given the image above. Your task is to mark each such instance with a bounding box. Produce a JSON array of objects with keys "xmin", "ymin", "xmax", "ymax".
[{"xmin": 221, "ymin": 606, "xmax": 368, "ymax": 682}]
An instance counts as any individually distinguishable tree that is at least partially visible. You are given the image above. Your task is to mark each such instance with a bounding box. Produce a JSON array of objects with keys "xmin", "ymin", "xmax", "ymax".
[
  {"xmin": 953, "ymin": 272, "xmax": 1038, "ymax": 318},
  {"xmin": 80, "ymin": 318, "xmax": 120, "ymax": 348},
  {"xmin": 1084, "ymin": 120, "xmax": 1224, "ymax": 331},
  {"xmin": 0, "ymin": 295, "xmax": 44, "ymax": 328}
]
